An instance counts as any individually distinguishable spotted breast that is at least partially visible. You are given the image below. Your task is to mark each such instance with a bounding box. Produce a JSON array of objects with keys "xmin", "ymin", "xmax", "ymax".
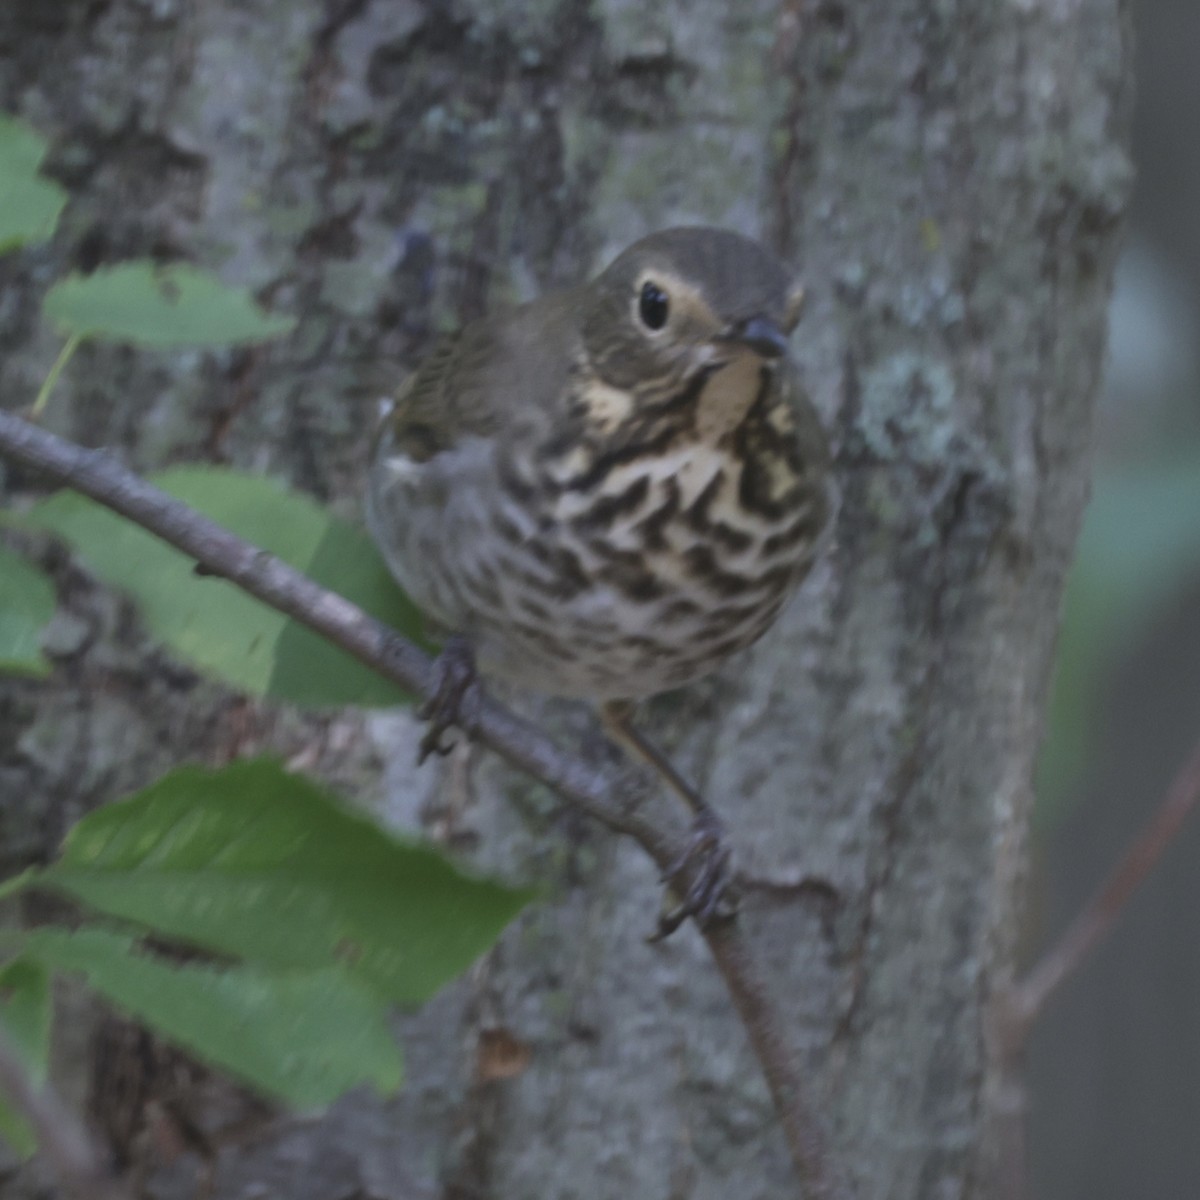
[{"xmin": 366, "ymin": 226, "xmax": 832, "ymax": 702}]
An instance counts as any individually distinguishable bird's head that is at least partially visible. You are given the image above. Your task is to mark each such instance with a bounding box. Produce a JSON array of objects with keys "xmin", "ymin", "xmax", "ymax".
[{"xmin": 580, "ymin": 227, "xmax": 803, "ymax": 393}]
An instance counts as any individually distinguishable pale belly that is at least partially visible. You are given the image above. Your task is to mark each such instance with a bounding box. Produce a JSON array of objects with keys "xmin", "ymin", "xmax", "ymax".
[{"xmin": 367, "ymin": 435, "xmax": 819, "ymax": 700}]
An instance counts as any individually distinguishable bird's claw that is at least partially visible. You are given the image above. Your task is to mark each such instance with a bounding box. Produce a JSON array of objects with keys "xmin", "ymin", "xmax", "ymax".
[
  {"xmin": 417, "ymin": 637, "xmax": 481, "ymax": 764},
  {"xmin": 649, "ymin": 809, "xmax": 738, "ymax": 941}
]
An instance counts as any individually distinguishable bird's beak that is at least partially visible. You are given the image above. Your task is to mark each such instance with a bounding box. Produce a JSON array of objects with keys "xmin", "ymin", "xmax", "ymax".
[{"xmin": 719, "ymin": 315, "xmax": 790, "ymax": 359}]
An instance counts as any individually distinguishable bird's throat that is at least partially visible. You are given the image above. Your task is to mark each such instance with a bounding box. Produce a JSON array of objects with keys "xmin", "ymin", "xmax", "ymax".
[{"xmin": 695, "ymin": 353, "xmax": 770, "ymax": 442}]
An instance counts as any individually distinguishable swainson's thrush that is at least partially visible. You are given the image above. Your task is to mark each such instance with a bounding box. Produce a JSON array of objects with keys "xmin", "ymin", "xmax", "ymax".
[{"xmin": 367, "ymin": 227, "xmax": 831, "ymax": 929}]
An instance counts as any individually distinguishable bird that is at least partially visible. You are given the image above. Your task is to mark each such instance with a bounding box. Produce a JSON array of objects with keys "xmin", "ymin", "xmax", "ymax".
[{"xmin": 367, "ymin": 226, "xmax": 831, "ymax": 933}]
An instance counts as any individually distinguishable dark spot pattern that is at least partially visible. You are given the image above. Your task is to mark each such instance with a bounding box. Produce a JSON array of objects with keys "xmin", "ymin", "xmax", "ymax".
[
  {"xmin": 572, "ymin": 473, "xmax": 650, "ymax": 534},
  {"xmin": 730, "ymin": 367, "xmax": 807, "ymax": 521},
  {"xmin": 762, "ymin": 509, "xmax": 818, "ymax": 555},
  {"xmin": 684, "ymin": 468, "xmax": 724, "ymax": 528},
  {"xmin": 682, "ymin": 545, "xmax": 752, "ymax": 597},
  {"xmin": 708, "ymin": 522, "xmax": 754, "ymax": 553},
  {"xmin": 554, "ymin": 366, "xmax": 713, "ymax": 494},
  {"xmin": 560, "ymin": 423, "xmax": 676, "ymax": 494},
  {"xmin": 449, "ymin": 348, "xmax": 827, "ymax": 697},
  {"xmin": 634, "ymin": 478, "xmax": 681, "ymax": 550},
  {"xmin": 585, "ymin": 539, "xmax": 663, "ymax": 601}
]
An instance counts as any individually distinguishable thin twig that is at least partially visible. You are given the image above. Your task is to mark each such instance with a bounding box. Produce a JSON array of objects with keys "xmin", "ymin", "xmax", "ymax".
[
  {"xmin": 0, "ymin": 408, "xmax": 846, "ymax": 1200},
  {"xmin": 988, "ymin": 736, "xmax": 1200, "ymax": 1200},
  {"xmin": 707, "ymin": 921, "xmax": 845, "ymax": 1200},
  {"xmin": 0, "ymin": 413, "xmax": 660, "ymax": 848},
  {"xmin": 30, "ymin": 334, "xmax": 81, "ymax": 419},
  {"xmin": 1008, "ymin": 736, "xmax": 1200, "ymax": 1035},
  {"xmin": 0, "ymin": 1022, "xmax": 129, "ymax": 1200}
]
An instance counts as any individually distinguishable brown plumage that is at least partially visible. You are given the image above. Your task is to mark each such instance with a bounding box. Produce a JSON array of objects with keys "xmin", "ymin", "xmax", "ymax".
[{"xmin": 367, "ymin": 226, "xmax": 830, "ymax": 702}]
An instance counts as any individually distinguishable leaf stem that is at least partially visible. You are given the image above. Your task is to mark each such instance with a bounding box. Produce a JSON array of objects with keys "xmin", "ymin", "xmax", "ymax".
[{"xmin": 30, "ymin": 334, "xmax": 82, "ymax": 419}]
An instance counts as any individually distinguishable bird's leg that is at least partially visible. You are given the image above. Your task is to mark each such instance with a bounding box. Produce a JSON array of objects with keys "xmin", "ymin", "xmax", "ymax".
[
  {"xmin": 417, "ymin": 635, "xmax": 482, "ymax": 764},
  {"xmin": 600, "ymin": 700, "xmax": 736, "ymax": 939}
]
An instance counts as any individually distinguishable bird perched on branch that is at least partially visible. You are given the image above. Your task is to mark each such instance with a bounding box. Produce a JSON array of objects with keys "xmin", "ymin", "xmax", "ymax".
[{"xmin": 367, "ymin": 226, "xmax": 831, "ymax": 934}]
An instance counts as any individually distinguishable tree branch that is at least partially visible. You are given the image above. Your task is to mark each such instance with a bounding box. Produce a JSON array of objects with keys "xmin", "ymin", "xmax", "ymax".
[
  {"xmin": 1008, "ymin": 735, "xmax": 1200, "ymax": 1036},
  {"xmin": 0, "ymin": 1023, "xmax": 129, "ymax": 1200},
  {"xmin": 987, "ymin": 736, "xmax": 1200, "ymax": 1200},
  {"xmin": 0, "ymin": 408, "xmax": 847, "ymax": 1200}
]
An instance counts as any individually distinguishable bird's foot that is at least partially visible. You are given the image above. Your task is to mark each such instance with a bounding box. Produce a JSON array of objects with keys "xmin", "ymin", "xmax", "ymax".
[
  {"xmin": 417, "ymin": 636, "xmax": 482, "ymax": 764},
  {"xmin": 650, "ymin": 807, "xmax": 738, "ymax": 941}
]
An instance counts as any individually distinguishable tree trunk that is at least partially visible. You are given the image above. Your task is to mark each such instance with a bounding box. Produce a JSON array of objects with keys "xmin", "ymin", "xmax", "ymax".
[{"xmin": 0, "ymin": 2, "xmax": 1131, "ymax": 1198}]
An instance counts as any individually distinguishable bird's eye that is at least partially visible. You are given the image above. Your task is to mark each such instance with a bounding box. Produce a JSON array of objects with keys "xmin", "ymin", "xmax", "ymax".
[{"xmin": 638, "ymin": 281, "xmax": 670, "ymax": 331}]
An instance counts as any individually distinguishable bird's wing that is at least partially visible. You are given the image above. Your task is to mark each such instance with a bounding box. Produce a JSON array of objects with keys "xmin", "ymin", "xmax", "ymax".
[
  {"xmin": 378, "ymin": 318, "xmax": 506, "ymax": 462},
  {"xmin": 377, "ymin": 292, "xmax": 583, "ymax": 462}
]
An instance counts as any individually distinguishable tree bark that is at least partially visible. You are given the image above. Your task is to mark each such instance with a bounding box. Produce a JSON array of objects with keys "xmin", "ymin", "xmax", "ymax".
[{"xmin": 0, "ymin": 2, "xmax": 1131, "ymax": 1198}]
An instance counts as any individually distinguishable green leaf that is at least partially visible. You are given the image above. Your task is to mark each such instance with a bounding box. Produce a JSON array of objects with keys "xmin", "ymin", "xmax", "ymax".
[
  {"xmin": 1036, "ymin": 455, "xmax": 1200, "ymax": 825},
  {"xmin": 0, "ymin": 114, "xmax": 67, "ymax": 253},
  {"xmin": 9, "ymin": 927, "xmax": 401, "ymax": 1108},
  {"xmin": 267, "ymin": 511, "xmax": 429, "ymax": 706},
  {"xmin": 27, "ymin": 466, "xmax": 429, "ymax": 706},
  {"xmin": 0, "ymin": 545, "xmax": 55, "ymax": 678},
  {"xmin": 43, "ymin": 262, "xmax": 295, "ymax": 348},
  {"xmin": 33, "ymin": 759, "xmax": 534, "ymax": 1005},
  {"xmin": 0, "ymin": 959, "xmax": 51, "ymax": 1157}
]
